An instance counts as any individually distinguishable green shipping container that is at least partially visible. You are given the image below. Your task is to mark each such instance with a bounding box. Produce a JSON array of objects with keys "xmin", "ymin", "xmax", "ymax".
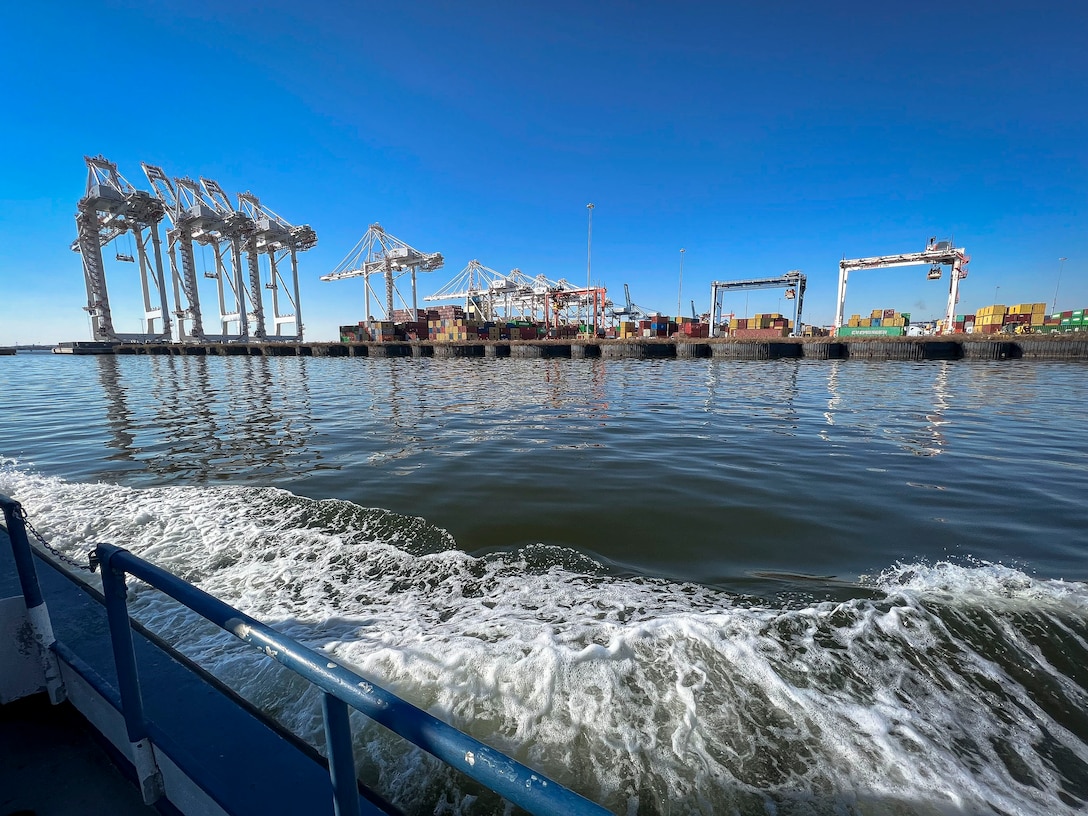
[{"xmin": 836, "ymin": 325, "xmax": 906, "ymax": 337}]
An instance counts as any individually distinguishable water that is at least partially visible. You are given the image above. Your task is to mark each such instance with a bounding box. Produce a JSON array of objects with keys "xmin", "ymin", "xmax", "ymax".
[{"xmin": 2, "ymin": 352, "xmax": 1087, "ymax": 815}]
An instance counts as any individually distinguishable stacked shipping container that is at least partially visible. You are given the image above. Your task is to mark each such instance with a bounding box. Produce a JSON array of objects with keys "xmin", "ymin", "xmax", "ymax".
[
  {"xmin": 961, "ymin": 303, "xmax": 1049, "ymax": 334},
  {"xmin": 727, "ymin": 313, "xmax": 793, "ymax": 338},
  {"xmin": 838, "ymin": 309, "xmax": 910, "ymax": 337}
]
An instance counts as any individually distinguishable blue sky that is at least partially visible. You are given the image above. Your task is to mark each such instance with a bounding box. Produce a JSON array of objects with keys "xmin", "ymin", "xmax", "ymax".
[{"xmin": 1, "ymin": 0, "xmax": 1084, "ymax": 344}]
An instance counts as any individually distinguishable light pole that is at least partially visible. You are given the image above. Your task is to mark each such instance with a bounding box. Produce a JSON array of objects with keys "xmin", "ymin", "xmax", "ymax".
[
  {"xmin": 994, "ymin": 285, "xmax": 1000, "ymax": 305},
  {"xmin": 586, "ymin": 203, "xmax": 594, "ymax": 334},
  {"xmin": 677, "ymin": 248, "xmax": 685, "ymax": 318},
  {"xmin": 1054, "ymin": 257, "xmax": 1068, "ymax": 312}
]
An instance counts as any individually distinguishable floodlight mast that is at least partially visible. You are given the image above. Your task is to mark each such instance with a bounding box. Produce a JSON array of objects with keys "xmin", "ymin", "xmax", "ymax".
[
  {"xmin": 73, "ymin": 155, "xmax": 172, "ymax": 342},
  {"xmin": 835, "ymin": 239, "xmax": 969, "ymax": 334},
  {"xmin": 709, "ymin": 271, "xmax": 807, "ymax": 337}
]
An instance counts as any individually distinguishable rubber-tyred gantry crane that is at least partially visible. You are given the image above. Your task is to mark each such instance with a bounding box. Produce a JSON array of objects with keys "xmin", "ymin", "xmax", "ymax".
[
  {"xmin": 322, "ymin": 224, "xmax": 443, "ymax": 321},
  {"xmin": 835, "ymin": 238, "xmax": 969, "ymax": 334},
  {"xmin": 709, "ymin": 271, "xmax": 806, "ymax": 337},
  {"xmin": 73, "ymin": 155, "xmax": 172, "ymax": 342}
]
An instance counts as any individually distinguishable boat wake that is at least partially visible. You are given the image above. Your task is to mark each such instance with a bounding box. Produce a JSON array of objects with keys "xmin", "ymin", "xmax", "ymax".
[{"xmin": 2, "ymin": 463, "xmax": 1086, "ymax": 815}]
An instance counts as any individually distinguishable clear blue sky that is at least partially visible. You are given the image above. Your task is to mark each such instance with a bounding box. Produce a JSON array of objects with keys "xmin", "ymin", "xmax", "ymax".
[{"xmin": 1, "ymin": 0, "xmax": 1084, "ymax": 344}]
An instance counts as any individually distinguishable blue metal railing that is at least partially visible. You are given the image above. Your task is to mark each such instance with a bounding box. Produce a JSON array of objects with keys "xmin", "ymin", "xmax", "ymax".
[{"xmin": 1, "ymin": 494, "xmax": 612, "ymax": 816}]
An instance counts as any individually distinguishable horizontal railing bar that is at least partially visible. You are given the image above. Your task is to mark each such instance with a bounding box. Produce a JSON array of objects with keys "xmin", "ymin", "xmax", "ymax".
[{"xmin": 94, "ymin": 543, "xmax": 611, "ymax": 816}]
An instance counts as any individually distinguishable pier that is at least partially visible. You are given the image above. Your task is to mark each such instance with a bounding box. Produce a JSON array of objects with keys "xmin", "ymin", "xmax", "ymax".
[{"xmin": 57, "ymin": 335, "xmax": 1088, "ymax": 361}]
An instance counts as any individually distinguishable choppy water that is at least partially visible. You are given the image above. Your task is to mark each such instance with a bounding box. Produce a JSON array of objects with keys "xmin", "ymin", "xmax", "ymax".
[{"xmin": 1, "ymin": 353, "xmax": 1086, "ymax": 815}]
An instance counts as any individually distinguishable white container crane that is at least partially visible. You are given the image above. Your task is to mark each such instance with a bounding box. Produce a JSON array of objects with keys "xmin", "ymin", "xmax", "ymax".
[
  {"xmin": 72, "ymin": 155, "xmax": 172, "ymax": 343},
  {"xmin": 709, "ymin": 271, "xmax": 806, "ymax": 337},
  {"xmin": 835, "ymin": 238, "xmax": 969, "ymax": 334},
  {"xmin": 322, "ymin": 224, "xmax": 443, "ymax": 321}
]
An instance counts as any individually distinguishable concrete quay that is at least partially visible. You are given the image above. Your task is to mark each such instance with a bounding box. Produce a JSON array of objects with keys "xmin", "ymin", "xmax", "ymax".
[{"xmin": 97, "ymin": 335, "xmax": 1088, "ymax": 361}]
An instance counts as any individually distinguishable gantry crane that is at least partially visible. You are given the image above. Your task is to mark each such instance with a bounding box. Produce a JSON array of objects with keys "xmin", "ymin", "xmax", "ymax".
[
  {"xmin": 425, "ymin": 262, "xmax": 583, "ymax": 323},
  {"xmin": 72, "ymin": 155, "xmax": 172, "ymax": 342},
  {"xmin": 198, "ymin": 177, "xmax": 257, "ymax": 340},
  {"xmin": 607, "ymin": 284, "xmax": 656, "ymax": 322},
  {"xmin": 835, "ymin": 238, "xmax": 969, "ymax": 334},
  {"xmin": 238, "ymin": 193, "xmax": 315, "ymax": 341},
  {"xmin": 542, "ymin": 283, "xmax": 608, "ymax": 333},
  {"xmin": 322, "ymin": 224, "xmax": 443, "ymax": 321},
  {"xmin": 424, "ymin": 259, "xmax": 506, "ymax": 319},
  {"xmin": 709, "ymin": 271, "xmax": 806, "ymax": 337},
  {"xmin": 142, "ymin": 164, "xmax": 209, "ymax": 341}
]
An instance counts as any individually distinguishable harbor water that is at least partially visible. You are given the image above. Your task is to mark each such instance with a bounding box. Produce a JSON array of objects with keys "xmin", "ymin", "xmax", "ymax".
[{"xmin": 1, "ymin": 352, "xmax": 1086, "ymax": 815}]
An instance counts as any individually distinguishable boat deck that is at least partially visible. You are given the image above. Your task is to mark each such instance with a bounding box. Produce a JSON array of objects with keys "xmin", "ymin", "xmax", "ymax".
[
  {"xmin": 0, "ymin": 524, "xmax": 339, "ymax": 816},
  {"xmin": 0, "ymin": 692, "xmax": 160, "ymax": 816}
]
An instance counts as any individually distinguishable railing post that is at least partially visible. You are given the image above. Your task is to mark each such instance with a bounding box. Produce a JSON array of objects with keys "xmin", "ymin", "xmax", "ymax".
[
  {"xmin": 322, "ymin": 691, "xmax": 362, "ymax": 816},
  {"xmin": 96, "ymin": 542, "xmax": 164, "ymax": 805},
  {"xmin": 0, "ymin": 494, "xmax": 66, "ymax": 704}
]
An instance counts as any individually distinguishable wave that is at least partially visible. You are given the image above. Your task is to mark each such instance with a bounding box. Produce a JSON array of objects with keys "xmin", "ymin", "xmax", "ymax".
[{"xmin": 2, "ymin": 463, "xmax": 1086, "ymax": 815}]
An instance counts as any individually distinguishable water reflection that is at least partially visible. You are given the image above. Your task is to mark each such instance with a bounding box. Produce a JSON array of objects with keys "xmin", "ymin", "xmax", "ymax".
[
  {"xmin": 94, "ymin": 355, "xmax": 323, "ymax": 483},
  {"xmin": 820, "ymin": 361, "xmax": 957, "ymax": 457},
  {"xmin": 920, "ymin": 361, "xmax": 952, "ymax": 456}
]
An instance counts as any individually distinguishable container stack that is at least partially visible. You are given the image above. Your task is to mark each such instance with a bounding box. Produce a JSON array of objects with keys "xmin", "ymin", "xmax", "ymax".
[
  {"xmin": 675, "ymin": 317, "xmax": 710, "ymax": 338},
  {"xmin": 1042, "ymin": 308, "xmax": 1088, "ymax": 333},
  {"xmin": 369, "ymin": 321, "xmax": 398, "ymax": 342},
  {"xmin": 509, "ymin": 321, "xmax": 540, "ymax": 340},
  {"xmin": 952, "ymin": 314, "xmax": 976, "ymax": 333},
  {"xmin": 339, "ymin": 324, "xmax": 363, "ymax": 342},
  {"xmin": 728, "ymin": 313, "xmax": 793, "ymax": 338},
  {"xmin": 616, "ymin": 321, "xmax": 638, "ymax": 339},
  {"xmin": 967, "ymin": 303, "xmax": 1048, "ymax": 334},
  {"xmin": 838, "ymin": 309, "xmax": 910, "ymax": 337},
  {"xmin": 427, "ymin": 306, "xmax": 468, "ymax": 341},
  {"xmin": 1004, "ymin": 303, "xmax": 1047, "ymax": 331},
  {"xmin": 638, "ymin": 316, "xmax": 676, "ymax": 337}
]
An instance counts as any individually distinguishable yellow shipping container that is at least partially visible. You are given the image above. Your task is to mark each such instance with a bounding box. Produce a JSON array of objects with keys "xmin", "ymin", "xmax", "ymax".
[{"xmin": 1031, "ymin": 302, "xmax": 1047, "ymax": 314}]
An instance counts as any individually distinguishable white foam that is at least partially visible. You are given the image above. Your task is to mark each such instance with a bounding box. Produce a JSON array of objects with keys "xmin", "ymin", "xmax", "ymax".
[{"xmin": 3, "ymin": 463, "xmax": 1086, "ymax": 815}]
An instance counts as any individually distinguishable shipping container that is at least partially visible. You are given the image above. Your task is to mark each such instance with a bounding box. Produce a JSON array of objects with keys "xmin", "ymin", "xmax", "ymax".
[
  {"xmin": 732, "ymin": 327, "xmax": 790, "ymax": 338},
  {"xmin": 836, "ymin": 326, "xmax": 905, "ymax": 337}
]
